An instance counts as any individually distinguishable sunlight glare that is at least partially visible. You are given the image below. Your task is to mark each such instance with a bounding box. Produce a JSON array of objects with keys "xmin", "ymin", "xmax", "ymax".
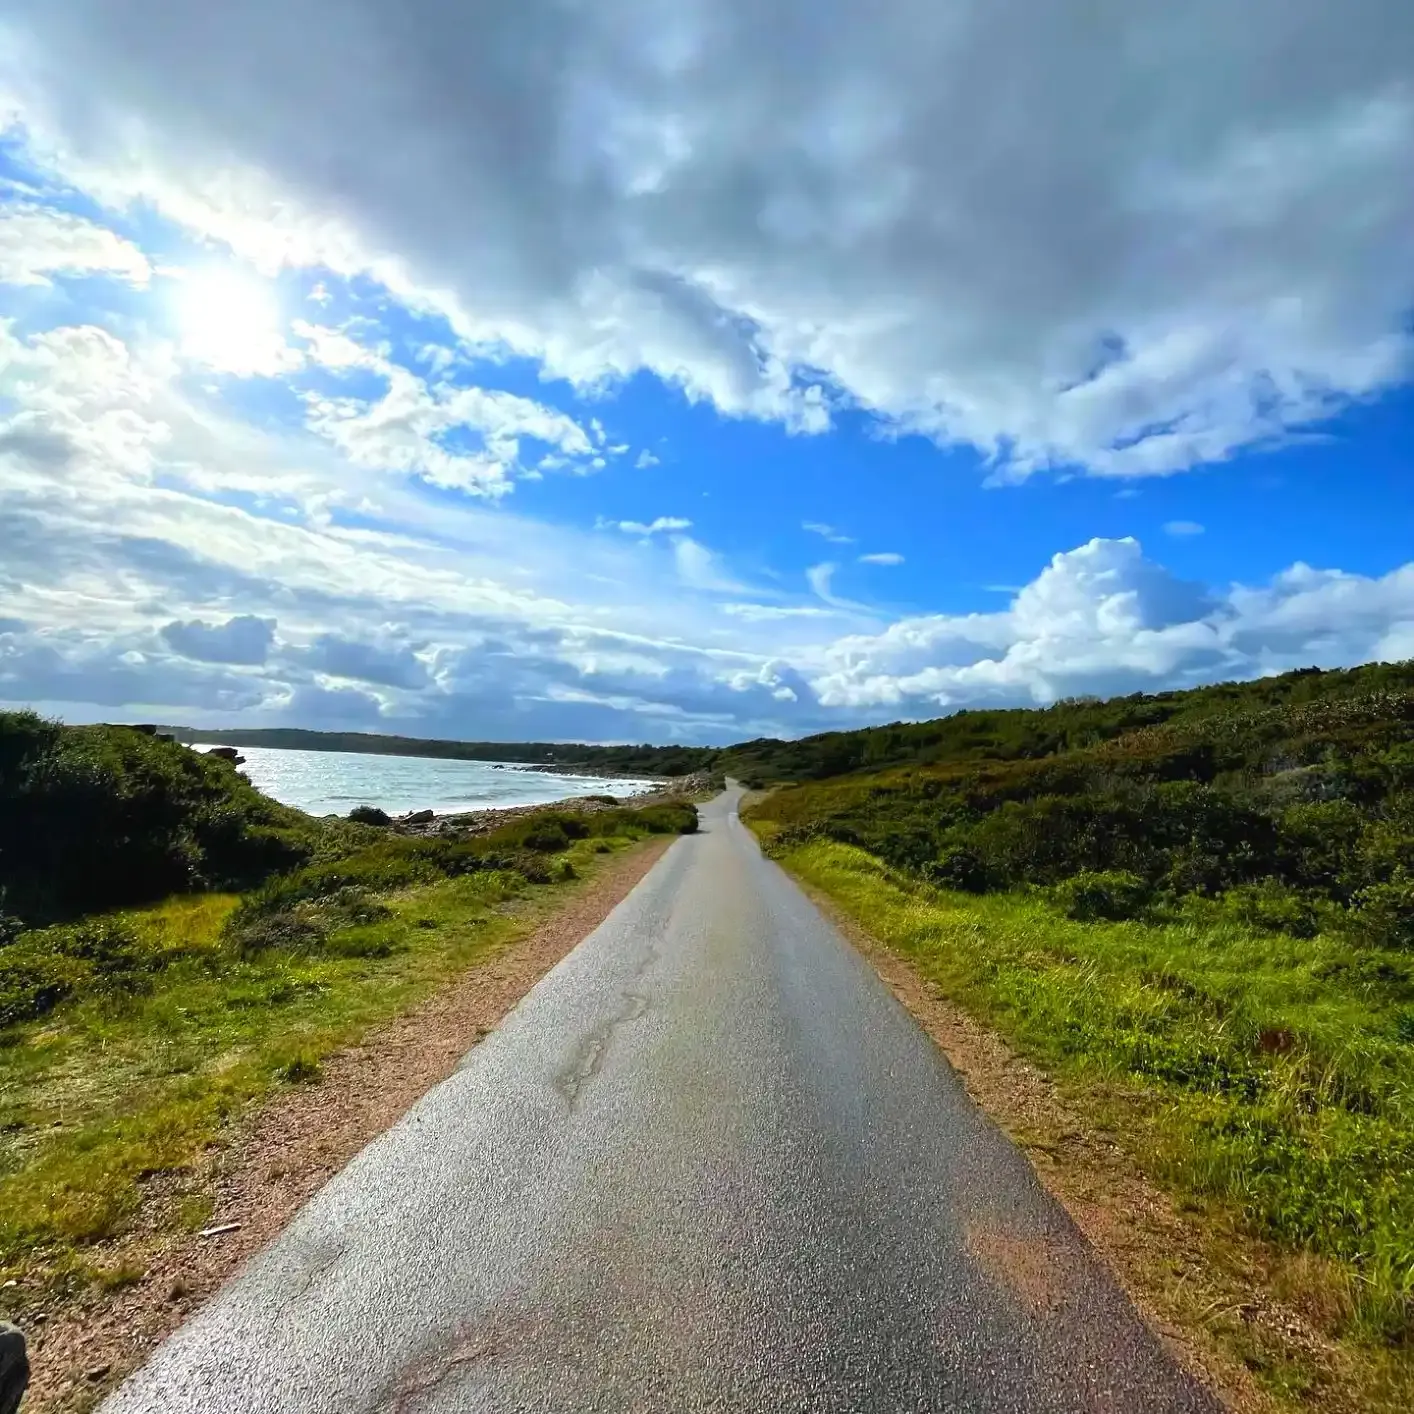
[{"xmin": 173, "ymin": 266, "xmax": 293, "ymax": 376}]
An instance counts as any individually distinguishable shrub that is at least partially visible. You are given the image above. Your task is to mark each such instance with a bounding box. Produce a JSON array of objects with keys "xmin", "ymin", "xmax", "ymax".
[
  {"xmin": 0, "ymin": 712, "xmax": 322, "ymax": 923},
  {"xmin": 634, "ymin": 803, "xmax": 699, "ymax": 835},
  {"xmin": 1351, "ymin": 874, "xmax": 1414, "ymax": 951},
  {"xmin": 1056, "ymin": 870, "xmax": 1152, "ymax": 923},
  {"xmin": 1219, "ymin": 881, "xmax": 1325, "ymax": 939},
  {"xmin": 347, "ymin": 805, "xmax": 392, "ymax": 827},
  {"xmin": 0, "ymin": 918, "xmax": 155, "ymax": 1026},
  {"xmin": 520, "ymin": 821, "xmax": 572, "ymax": 853},
  {"xmin": 923, "ymin": 845, "xmax": 992, "ymax": 893}
]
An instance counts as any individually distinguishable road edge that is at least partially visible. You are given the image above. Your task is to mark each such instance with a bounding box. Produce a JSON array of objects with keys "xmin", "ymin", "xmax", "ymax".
[
  {"xmin": 777, "ymin": 863, "xmax": 1295, "ymax": 1414},
  {"xmin": 22, "ymin": 836, "xmax": 676, "ymax": 1414}
]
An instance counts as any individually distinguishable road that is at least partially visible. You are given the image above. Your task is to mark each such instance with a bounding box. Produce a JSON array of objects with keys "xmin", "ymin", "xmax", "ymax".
[{"xmin": 105, "ymin": 788, "xmax": 1218, "ymax": 1414}]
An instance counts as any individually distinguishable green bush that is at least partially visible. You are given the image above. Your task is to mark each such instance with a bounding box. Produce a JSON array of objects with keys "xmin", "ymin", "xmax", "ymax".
[
  {"xmin": 0, "ymin": 712, "xmax": 320, "ymax": 923},
  {"xmin": 632, "ymin": 803, "xmax": 699, "ymax": 835},
  {"xmin": 520, "ymin": 821, "xmax": 572, "ymax": 853},
  {"xmin": 923, "ymin": 845, "xmax": 992, "ymax": 893},
  {"xmin": 1218, "ymin": 881, "xmax": 1325, "ymax": 939},
  {"xmin": 0, "ymin": 918, "xmax": 156, "ymax": 1026},
  {"xmin": 1352, "ymin": 874, "xmax": 1414, "ymax": 951},
  {"xmin": 346, "ymin": 805, "xmax": 392, "ymax": 827},
  {"xmin": 1056, "ymin": 870, "xmax": 1152, "ymax": 922}
]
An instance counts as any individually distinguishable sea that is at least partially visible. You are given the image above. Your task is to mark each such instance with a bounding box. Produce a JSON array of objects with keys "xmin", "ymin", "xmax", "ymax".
[{"xmin": 194, "ymin": 744, "xmax": 658, "ymax": 819}]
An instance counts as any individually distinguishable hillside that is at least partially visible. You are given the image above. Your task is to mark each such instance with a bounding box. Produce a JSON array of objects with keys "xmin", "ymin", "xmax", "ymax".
[{"xmin": 748, "ymin": 661, "xmax": 1414, "ymax": 928}]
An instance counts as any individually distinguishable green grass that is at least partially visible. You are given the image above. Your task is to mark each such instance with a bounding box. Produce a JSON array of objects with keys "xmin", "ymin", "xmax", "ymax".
[
  {"xmin": 0, "ymin": 829, "xmax": 657, "ymax": 1305},
  {"xmin": 772, "ymin": 838, "xmax": 1414, "ymax": 1401}
]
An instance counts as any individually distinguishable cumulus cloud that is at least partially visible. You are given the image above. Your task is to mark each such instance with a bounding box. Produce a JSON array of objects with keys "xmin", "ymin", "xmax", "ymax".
[
  {"xmin": 161, "ymin": 615, "xmax": 276, "ymax": 665},
  {"xmin": 306, "ymin": 632, "xmax": 429, "ymax": 689},
  {"xmin": 4, "ymin": 0, "xmax": 1411, "ymax": 477},
  {"xmin": 0, "ymin": 203, "xmax": 152, "ymax": 287},
  {"xmin": 808, "ymin": 538, "xmax": 1414, "ymax": 712}
]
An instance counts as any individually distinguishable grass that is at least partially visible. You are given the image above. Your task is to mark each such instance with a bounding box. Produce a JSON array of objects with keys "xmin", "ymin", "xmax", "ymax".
[
  {"xmin": 0, "ymin": 826, "xmax": 663, "ymax": 1308},
  {"xmin": 770, "ymin": 836, "xmax": 1414, "ymax": 1408}
]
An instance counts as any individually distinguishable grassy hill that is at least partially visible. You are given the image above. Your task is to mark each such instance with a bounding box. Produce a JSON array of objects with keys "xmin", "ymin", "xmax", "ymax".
[{"xmin": 748, "ymin": 661, "xmax": 1414, "ymax": 930}]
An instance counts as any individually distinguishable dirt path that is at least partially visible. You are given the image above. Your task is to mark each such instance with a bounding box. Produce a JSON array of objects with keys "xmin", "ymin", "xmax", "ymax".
[{"xmin": 22, "ymin": 838, "xmax": 673, "ymax": 1414}]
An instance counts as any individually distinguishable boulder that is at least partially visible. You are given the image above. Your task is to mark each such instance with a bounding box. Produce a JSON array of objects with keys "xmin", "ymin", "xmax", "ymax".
[
  {"xmin": 206, "ymin": 746, "xmax": 246, "ymax": 765},
  {"xmin": 403, "ymin": 809, "xmax": 436, "ymax": 825},
  {"xmin": 0, "ymin": 1322, "xmax": 28, "ymax": 1414}
]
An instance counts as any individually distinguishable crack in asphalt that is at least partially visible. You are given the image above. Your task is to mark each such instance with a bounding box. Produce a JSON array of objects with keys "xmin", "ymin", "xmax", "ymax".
[
  {"xmin": 554, "ymin": 947, "xmax": 657, "ymax": 1108},
  {"xmin": 100, "ymin": 790, "xmax": 1221, "ymax": 1414}
]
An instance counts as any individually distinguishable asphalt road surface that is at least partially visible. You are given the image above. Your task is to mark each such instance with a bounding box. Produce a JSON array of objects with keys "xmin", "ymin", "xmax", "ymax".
[{"xmin": 105, "ymin": 788, "xmax": 1219, "ymax": 1414}]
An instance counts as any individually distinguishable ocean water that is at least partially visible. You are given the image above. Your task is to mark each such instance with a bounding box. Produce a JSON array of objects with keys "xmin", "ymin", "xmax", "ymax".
[{"xmin": 196, "ymin": 744, "xmax": 657, "ymax": 818}]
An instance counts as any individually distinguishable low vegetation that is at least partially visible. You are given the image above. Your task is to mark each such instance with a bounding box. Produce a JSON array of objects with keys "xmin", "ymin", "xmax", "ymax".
[
  {"xmin": 747, "ymin": 660, "xmax": 1414, "ymax": 1405},
  {"xmin": 0, "ymin": 716, "xmax": 696, "ymax": 1309},
  {"xmin": 0, "ymin": 712, "xmax": 331, "ymax": 925}
]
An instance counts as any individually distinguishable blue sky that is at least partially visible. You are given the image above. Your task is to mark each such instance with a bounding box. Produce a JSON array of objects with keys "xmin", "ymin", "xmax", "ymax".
[{"xmin": 1, "ymin": 0, "xmax": 1412, "ymax": 745}]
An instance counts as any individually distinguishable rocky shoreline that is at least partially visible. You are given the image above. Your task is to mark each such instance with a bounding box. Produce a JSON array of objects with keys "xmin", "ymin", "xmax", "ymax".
[{"xmin": 390, "ymin": 772, "xmax": 718, "ymax": 838}]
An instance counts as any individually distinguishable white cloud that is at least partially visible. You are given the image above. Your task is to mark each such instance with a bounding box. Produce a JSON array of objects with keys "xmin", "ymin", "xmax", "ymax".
[
  {"xmin": 803, "ymin": 522, "xmax": 855, "ymax": 545},
  {"xmin": 808, "ymin": 537, "xmax": 1414, "ymax": 712},
  {"xmin": 292, "ymin": 320, "xmax": 385, "ymax": 371},
  {"xmin": 604, "ymin": 515, "xmax": 692, "ymax": 536},
  {"xmin": 672, "ymin": 536, "xmax": 749, "ymax": 594},
  {"xmin": 3, "ymin": 1, "xmax": 1411, "ymax": 477},
  {"xmin": 634, "ymin": 449, "xmax": 660, "ymax": 469},
  {"xmin": 303, "ymin": 363, "xmax": 593, "ymax": 495},
  {"xmin": 0, "ymin": 203, "xmax": 151, "ymax": 287},
  {"xmin": 806, "ymin": 563, "xmax": 839, "ymax": 600},
  {"xmin": 1164, "ymin": 520, "xmax": 1206, "ymax": 537},
  {"xmin": 720, "ymin": 603, "xmax": 836, "ymax": 622},
  {"xmin": 859, "ymin": 551, "xmax": 904, "ymax": 566}
]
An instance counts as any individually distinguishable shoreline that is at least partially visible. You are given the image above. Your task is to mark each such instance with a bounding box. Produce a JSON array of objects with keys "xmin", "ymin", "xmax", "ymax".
[
  {"xmin": 191, "ymin": 742, "xmax": 678, "ymax": 822},
  {"xmin": 390, "ymin": 771, "xmax": 717, "ymax": 836}
]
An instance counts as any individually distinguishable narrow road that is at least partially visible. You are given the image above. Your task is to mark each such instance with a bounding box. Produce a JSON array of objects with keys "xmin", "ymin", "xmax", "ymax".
[{"xmin": 105, "ymin": 789, "xmax": 1217, "ymax": 1413}]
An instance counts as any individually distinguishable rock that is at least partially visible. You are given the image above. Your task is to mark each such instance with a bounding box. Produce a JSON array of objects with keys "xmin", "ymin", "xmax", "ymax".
[
  {"xmin": 0, "ymin": 1323, "xmax": 29, "ymax": 1414},
  {"xmin": 402, "ymin": 809, "xmax": 435, "ymax": 825},
  {"xmin": 205, "ymin": 746, "xmax": 246, "ymax": 765},
  {"xmin": 85, "ymin": 1362, "xmax": 112, "ymax": 1382}
]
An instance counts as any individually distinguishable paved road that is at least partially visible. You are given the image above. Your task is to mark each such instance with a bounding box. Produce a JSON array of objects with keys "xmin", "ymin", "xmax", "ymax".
[{"xmin": 105, "ymin": 789, "xmax": 1218, "ymax": 1414}]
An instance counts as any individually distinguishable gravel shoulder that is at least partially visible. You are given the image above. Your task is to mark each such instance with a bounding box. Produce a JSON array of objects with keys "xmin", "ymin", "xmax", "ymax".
[{"xmin": 19, "ymin": 838, "xmax": 673, "ymax": 1414}]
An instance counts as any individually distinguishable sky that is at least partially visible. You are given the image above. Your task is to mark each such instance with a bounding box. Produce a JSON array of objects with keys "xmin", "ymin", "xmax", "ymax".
[{"xmin": 0, "ymin": 0, "xmax": 1411, "ymax": 746}]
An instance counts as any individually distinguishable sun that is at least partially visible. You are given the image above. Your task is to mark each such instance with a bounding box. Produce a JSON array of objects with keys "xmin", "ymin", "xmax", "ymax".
[{"xmin": 172, "ymin": 266, "xmax": 291, "ymax": 377}]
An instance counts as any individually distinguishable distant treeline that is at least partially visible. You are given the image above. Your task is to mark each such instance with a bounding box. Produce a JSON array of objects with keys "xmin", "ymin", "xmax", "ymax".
[
  {"xmin": 163, "ymin": 727, "xmax": 719, "ymax": 778},
  {"xmin": 169, "ymin": 660, "xmax": 1414, "ymax": 789}
]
